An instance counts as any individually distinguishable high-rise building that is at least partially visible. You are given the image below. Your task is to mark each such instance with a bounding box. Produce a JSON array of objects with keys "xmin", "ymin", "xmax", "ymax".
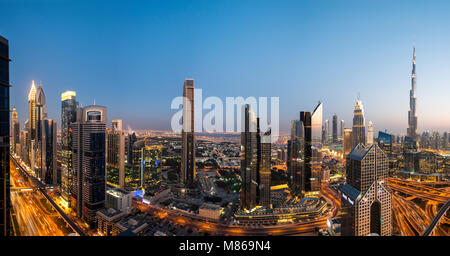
[
  {"xmin": 259, "ymin": 130, "xmax": 271, "ymax": 208},
  {"xmin": 28, "ymin": 80, "xmax": 37, "ymax": 140},
  {"xmin": 181, "ymin": 79, "xmax": 196, "ymax": 188},
  {"xmin": 126, "ymin": 132, "xmax": 137, "ymax": 168},
  {"xmin": 0, "ymin": 35, "xmax": 11, "ymax": 236},
  {"xmin": 11, "ymin": 107, "xmax": 19, "ymax": 154},
  {"xmin": 323, "ymin": 119, "xmax": 329, "ymax": 144},
  {"xmin": 240, "ymin": 104, "xmax": 258, "ymax": 209},
  {"xmin": 407, "ymin": 47, "xmax": 418, "ymax": 142},
  {"xmin": 340, "ymin": 143, "xmax": 392, "ymax": 236},
  {"xmin": 42, "ymin": 119, "xmax": 57, "ymax": 184},
  {"xmin": 367, "ymin": 121, "xmax": 374, "ymax": 145},
  {"xmin": 332, "ymin": 114, "xmax": 338, "ymax": 143},
  {"xmin": 34, "ymin": 83, "xmax": 47, "ymax": 181},
  {"xmin": 311, "ymin": 102, "xmax": 323, "ymax": 146},
  {"xmin": 106, "ymin": 120, "xmax": 125, "ymax": 189},
  {"xmin": 61, "ymin": 90, "xmax": 78, "ymax": 203},
  {"xmin": 71, "ymin": 105, "xmax": 107, "ymax": 227},
  {"xmin": 343, "ymin": 128, "xmax": 353, "ymax": 157},
  {"xmin": 131, "ymin": 141, "xmax": 162, "ymax": 189},
  {"xmin": 341, "ymin": 120, "xmax": 345, "ymax": 138},
  {"xmin": 351, "ymin": 99, "xmax": 366, "ymax": 148},
  {"xmin": 287, "ymin": 137, "xmax": 301, "ymax": 190},
  {"xmin": 300, "ymin": 111, "xmax": 312, "ymax": 192}
]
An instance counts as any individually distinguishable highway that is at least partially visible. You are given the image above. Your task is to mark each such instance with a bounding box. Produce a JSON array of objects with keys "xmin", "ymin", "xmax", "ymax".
[
  {"xmin": 10, "ymin": 158, "xmax": 72, "ymax": 236},
  {"xmin": 390, "ymin": 177, "xmax": 449, "ymax": 236},
  {"xmin": 11, "ymin": 155, "xmax": 87, "ymax": 236},
  {"xmin": 422, "ymin": 199, "xmax": 450, "ymax": 236}
]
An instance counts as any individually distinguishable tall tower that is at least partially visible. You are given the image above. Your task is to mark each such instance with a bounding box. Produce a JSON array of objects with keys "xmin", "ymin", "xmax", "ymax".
[
  {"xmin": 107, "ymin": 120, "xmax": 125, "ymax": 189},
  {"xmin": 407, "ymin": 47, "xmax": 418, "ymax": 142},
  {"xmin": 259, "ymin": 129, "xmax": 271, "ymax": 208},
  {"xmin": 34, "ymin": 83, "xmax": 47, "ymax": 180},
  {"xmin": 28, "ymin": 80, "xmax": 37, "ymax": 140},
  {"xmin": 181, "ymin": 79, "xmax": 196, "ymax": 188},
  {"xmin": 367, "ymin": 121, "xmax": 374, "ymax": 145},
  {"xmin": 240, "ymin": 104, "xmax": 258, "ymax": 209},
  {"xmin": 61, "ymin": 91, "xmax": 78, "ymax": 203},
  {"xmin": 332, "ymin": 114, "xmax": 338, "ymax": 143},
  {"xmin": 340, "ymin": 143, "xmax": 392, "ymax": 236},
  {"xmin": 0, "ymin": 35, "xmax": 11, "ymax": 236},
  {"xmin": 11, "ymin": 107, "xmax": 20, "ymax": 154},
  {"xmin": 352, "ymin": 99, "xmax": 366, "ymax": 148},
  {"xmin": 340, "ymin": 120, "xmax": 345, "ymax": 138},
  {"xmin": 71, "ymin": 105, "xmax": 107, "ymax": 227}
]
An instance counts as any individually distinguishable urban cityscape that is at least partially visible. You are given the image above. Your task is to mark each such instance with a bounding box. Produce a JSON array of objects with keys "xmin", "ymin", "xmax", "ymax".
[{"xmin": 1, "ymin": 1, "xmax": 449, "ymax": 239}]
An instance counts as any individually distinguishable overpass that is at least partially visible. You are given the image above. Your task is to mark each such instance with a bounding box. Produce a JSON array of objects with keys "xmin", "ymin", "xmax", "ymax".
[
  {"xmin": 422, "ymin": 199, "xmax": 450, "ymax": 236},
  {"xmin": 11, "ymin": 155, "xmax": 87, "ymax": 236}
]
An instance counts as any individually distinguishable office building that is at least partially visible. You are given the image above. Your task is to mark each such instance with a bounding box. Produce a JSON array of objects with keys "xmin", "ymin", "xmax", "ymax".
[
  {"xmin": 105, "ymin": 188, "xmax": 132, "ymax": 214},
  {"xmin": 11, "ymin": 107, "xmax": 19, "ymax": 154},
  {"xmin": 323, "ymin": 119, "xmax": 329, "ymax": 145},
  {"xmin": 0, "ymin": 35, "xmax": 10, "ymax": 236},
  {"xmin": 71, "ymin": 105, "xmax": 107, "ymax": 227},
  {"xmin": 352, "ymin": 99, "xmax": 366, "ymax": 148},
  {"xmin": 181, "ymin": 79, "xmax": 196, "ymax": 187},
  {"xmin": 300, "ymin": 111, "xmax": 312, "ymax": 192},
  {"xmin": 343, "ymin": 128, "xmax": 353, "ymax": 157},
  {"xmin": 61, "ymin": 90, "xmax": 78, "ymax": 203},
  {"xmin": 107, "ymin": 120, "xmax": 125, "ymax": 189},
  {"xmin": 131, "ymin": 141, "xmax": 162, "ymax": 189},
  {"xmin": 367, "ymin": 121, "xmax": 374, "ymax": 145},
  {"xmin": 341, "ymin": 120, "xmax": 345, "ymax": 138},
  {"xmin": 240, "ymin": 104, "xmax": 258, "ymax": 209},
  {"xmin": 332, "ymin": 114, "xmax": 338, "ymax": 143},
  {"xmin": 34, "ymin": 83, "xmax": 47, "ymax": 181},
  {"xmin": 259, "ymin": 130, "xmax": 271, "ymax": 208},
  {"xmin": 42, "ymin": 119, "xmax": 57, "ymax": 184},
  {"xmin": 340, "ymin": 143, "xmax": 392, "ymax": 236}
]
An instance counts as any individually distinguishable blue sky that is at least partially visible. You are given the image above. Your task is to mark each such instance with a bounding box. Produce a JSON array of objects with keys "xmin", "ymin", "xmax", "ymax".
[{"xmin": 1, "ymin": 0, "xmax": 450, "ymax": 134}]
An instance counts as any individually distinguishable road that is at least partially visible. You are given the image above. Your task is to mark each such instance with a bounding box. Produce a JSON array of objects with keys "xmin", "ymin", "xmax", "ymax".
[
  {"xmin": 10, "ymin": 159, "xmax": 73, "ymax": 236},
  {"xmin": 390, "ymin": 178, "xmax": 449, "ymax": 236},
  {"xmin": 11, "ymin": 155, "xmax": 87, "ymax": 236}
]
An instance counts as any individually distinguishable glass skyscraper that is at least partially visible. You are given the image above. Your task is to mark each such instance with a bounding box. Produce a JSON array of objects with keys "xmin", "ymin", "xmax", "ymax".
[
  {"xmin": 0, "ymin": 35, "xmax": 10, "ymax": 236},
  {"xmin": 61, "ymin": 90, "xmax": 78, "ymax": 203}
]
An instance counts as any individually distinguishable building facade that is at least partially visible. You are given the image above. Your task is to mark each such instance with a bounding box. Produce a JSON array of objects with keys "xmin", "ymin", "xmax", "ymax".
[
  {"xmin": 71, "ymin": 105, "xmax": 107, "ymax": 227},
  {"xmin": 407, "ymin": 47, "xmax": 418, "ymax": 142},
  {"xmin": 0, "ymin": 35, "xmax": 11, "ymax": 236},
  {"xmin": 351, "ymin": 99, "xmax": 366, "ymax": 148},
  {"xmin": 181, "ymin": 79, "xmax": 196, "ymax": 187},
  {"xmin": 340, "ymin": 143, "xmax": 392, "ymax": 236},
  {"xmin": 61, "ymin": 91, "xmax": 78, "ymax": 203}
]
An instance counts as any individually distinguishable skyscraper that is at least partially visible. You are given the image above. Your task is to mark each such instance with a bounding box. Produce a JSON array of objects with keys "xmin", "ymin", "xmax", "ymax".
[
  {"xmin": 323, "ymin": 119, "xmax": 329, "ymax": 145},
  {"xmin": 42, "ymin": 119, "xmax": 57, "ymax": 184},
  {"xmin": 367, "ymin": 121, "xmax": 374, "ymax": 145},
  {"xmin": 240, "ymin": 104, "xmax": 258, "ymax": 209},
  {"xmin": 332, "ymin": 114, "xmax": 338, "ymax": 143},
  {"xmin": 107, "ymin": 120, "xmax": 125, "ymax": 189},
  {"xmin": 11, "ymin": 107, "xmax": 19, "ymax": 154},
  {"xmin": 34, "ymin": 83, "xmax": 47, "ymax": 181},
  {"xmin": 181, "ymin": 79, "xmax": 196, "ymax": 188},
  {"xmin": 407, "ymin": 47, "xmax": 418, "ymax": 142},
  {"xmin": 28, "ymin": 81, "xmax": 37, "ymax": 140},
  {"xmin": 351, "ymin": 99, "xmax": 366, "ymax": 148},
  {"xmin": 0, "ymin": 35, "xmax": 10, "ymax": 236},
  {"xmin": 259, "ymin": 129, "xmax": 271, "ymax": 208},
  {"xmin": 61, "ymin": 90, "xmax": 78, "ymax": 203},
  {"xmin": 311, "ymin": 102, "xmax": 323, "ymax": 146},
  {"xmin": 340, "ymin": 143, "xmax": 392, "ymax": 236},
  {"xmin": 300, "ymin": 111, "xmax": 312, "ymax": 192},
  {"xmin": 71, "ymin": 105, "xmax": 107, "ymax": 227},
  {"xmin": 343, "ymin": 128, "xmax": 353, "ymax": 157},
  {"xmin": 341, "ymin": 120, "xmax": 345, "ymax": 139}
]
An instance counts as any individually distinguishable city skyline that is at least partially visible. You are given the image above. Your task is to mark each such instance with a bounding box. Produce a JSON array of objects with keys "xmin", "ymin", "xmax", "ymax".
[{"xmin": 1, "ymin": 0, "xmax": 450, "ymax": 134}]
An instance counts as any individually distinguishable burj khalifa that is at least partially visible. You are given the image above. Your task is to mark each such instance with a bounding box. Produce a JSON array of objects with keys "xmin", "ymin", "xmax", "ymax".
[{"xmin": 407, "ymin": 47, "xmax": 418, "ymax": 141}]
